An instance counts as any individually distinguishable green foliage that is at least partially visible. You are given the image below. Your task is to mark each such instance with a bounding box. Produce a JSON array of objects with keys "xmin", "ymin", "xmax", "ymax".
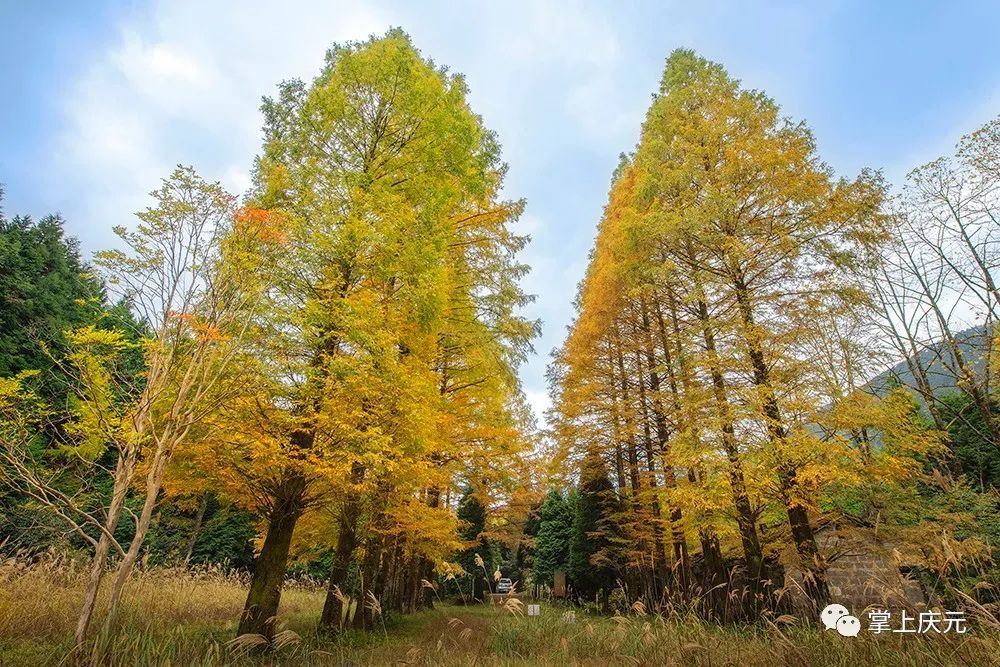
[
  {"xmin": 454, "ymin": 487, "xmax": 495, "ymax": 600},
  {"xmin": 0, "ymin": 209, "xmax": 103, "ymax": 389},
  {"xmin": 569, "ymin": 447, "xmax": 618, "ymax": 604},
  {"xmin": 144, "ymin": 495, "xmax": 257, "ymax": 570},
  {"xmin": 940, "ymin": 392, "xmax": 1000, "ymax": 491},
  {"xmin": 530, "ymin": 489, "xmax": 573, "ymax": 587},
  {"xmin": 0, "ymin": 202, "xmax": 154, "ymax": 558},
  {"xmin": 904, "ymin": 479, "xmax": 1000, "ymax": 604}
]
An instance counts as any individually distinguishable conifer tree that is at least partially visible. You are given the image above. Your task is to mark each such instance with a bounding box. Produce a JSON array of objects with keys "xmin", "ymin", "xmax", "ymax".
[
  {"xmin": 456, "ymin": 487, "xmax": 493, "ymax": 601},
  {"xmin": 548, "ymin": 48, "xmax": 936, "ymax": 618},
  {"xmin": 531, "ymin": 489, "xmax": 573, "ymax": 588},
  {"xmin": 568, "ymin": 445, "xmax": 618, "ymax": 608}
]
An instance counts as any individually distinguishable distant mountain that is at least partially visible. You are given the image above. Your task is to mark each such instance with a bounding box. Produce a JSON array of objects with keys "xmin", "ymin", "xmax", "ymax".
[{"xmin": 867, "ymin": 325, "xmax": 991, "ymax": 398}]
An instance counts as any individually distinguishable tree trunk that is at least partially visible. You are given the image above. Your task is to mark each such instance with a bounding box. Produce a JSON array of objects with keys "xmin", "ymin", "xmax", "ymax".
[
  {"xmin": 238, "ymin": 472, "xmax": 306, "ymax": 638},
  {"xmin": 419, "ymin": 488, "xmax": 442, "ymax": 610},
  {"xmin": 105, "ymin": 441, "xmax": 172, "ymax": 624},
  {"xmin": 655, "ymin": 291, "xmax": 713, "ymax": 599},
  {"xmin": 630, "ymin": 328, "xmax": 671, "ymax": 601},
  {"xmin": 780, "ymin": 464, "xmax": 830, "ymax": 606},
  {"xmin": 74, "ymin": 534, "xmax": 112, "ymax": 647},
  {"xmin": 692, "ymin": 292, "xmax": 764, "ymax": 580},
  {"xmin": 696, "ymin": 526, "xmax": 727, "ymax": 619},
  {"xmin": 184, "ymin": 493, "xmax": 211, "ymax": 564},
  {"xmin": 639, "ymin": 296, "xmax": 690, "ymax": 595},
  {"xmin": 874, "ymin": 265, "xmax": 947, "ymax": 431},
  {"xmin": 902, "ymin": 243, "xmax": 999, "ymax": 445},
  {"xmin": 73, "ymin": 450, "xmax": 135, "ymax": 646},
  {"xmin": 731, "ymin": 274, "xmax": 829, "ymax": 609},
  {"xmin": 612, "ymin": 321, "xmax": 641, "ymax": 493},
  {"xmin": 319, "ymin": 461, "xmax": 366, "ymax": 629},
  {"xmin": 606, "ymin": 341, "xmax": 629, "ymax": 491}
]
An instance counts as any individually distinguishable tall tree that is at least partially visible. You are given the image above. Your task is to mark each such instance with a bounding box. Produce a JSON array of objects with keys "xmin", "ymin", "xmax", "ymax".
[
  {"xmin": 0, "ymin": 206, "xmax": 103, "ymax": 384},
  {"xmin": 233, "ymin": 29, "xmax": 536, "ymax": 637},
  {"xmin": 549, "ymin": 49, "xmax": 936, "ymax": 618}
]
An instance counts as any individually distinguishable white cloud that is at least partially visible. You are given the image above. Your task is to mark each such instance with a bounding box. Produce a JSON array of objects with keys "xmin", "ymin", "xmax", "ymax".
[
  {"xmin": 220, "ymin": 164, "xmax": 253, "ymax": 196},
  {"xmin": 523, "ymin": 389, "xmax": 552, "ymax": 425},
  {"xmin": 114, "ymin": 33, "xmax": 213, "ymax": 93},
  {"xmin": 50, "ymin": 0, "xmax": 386, "ymax": 252},
  {"xmin": 501, "ymin": 0, "xmax": 636, "ymax": 146}
]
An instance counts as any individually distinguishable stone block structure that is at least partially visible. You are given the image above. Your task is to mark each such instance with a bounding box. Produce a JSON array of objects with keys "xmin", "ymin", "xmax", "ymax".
[{"xmin": 785, "ymin": 524, "xmax": 928, "ymax": 613}]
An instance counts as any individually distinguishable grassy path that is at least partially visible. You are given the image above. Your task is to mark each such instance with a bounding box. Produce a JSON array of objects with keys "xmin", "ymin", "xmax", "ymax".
[{"xmin": 336, "ymin": 605, "xmax": 495, "ymax": 665}]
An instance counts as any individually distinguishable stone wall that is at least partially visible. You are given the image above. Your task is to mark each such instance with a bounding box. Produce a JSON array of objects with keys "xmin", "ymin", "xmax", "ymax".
[{"xmin": 785, "ymin": 526, "xmax": 927, "ymax": 612}]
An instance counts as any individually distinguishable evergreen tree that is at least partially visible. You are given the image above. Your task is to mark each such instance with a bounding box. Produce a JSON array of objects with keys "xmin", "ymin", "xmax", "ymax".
[
  {"xmin": 569, "ymin": 445, "xmax": 618, "ymax": 607},
  {"xmin": 940, "ymin": 393, "xmax": 1000, "ymax": 491},
  {"xmin": 511, "ymin": 495, "xmax": 541, "ymax": 588},
  {"xmin": 456, "ymin": 486, "xmax": 493, "ymax": 601},
  {"xmin": 0, "ymin": 209, "xmax": 103, "ymax": 384},
  {"xmin": 531, "ymin": 489, "xmax": 573, "ymax": 587},
  {"xmin": 0, "ymin": 206, "xmax": 137, "ymax": 556}
]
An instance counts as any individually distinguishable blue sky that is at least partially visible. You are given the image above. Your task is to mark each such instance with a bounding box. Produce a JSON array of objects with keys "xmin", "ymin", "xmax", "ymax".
[{"xmin": 2, "ymin": 1, "xmax": 999, "ymax": 421}]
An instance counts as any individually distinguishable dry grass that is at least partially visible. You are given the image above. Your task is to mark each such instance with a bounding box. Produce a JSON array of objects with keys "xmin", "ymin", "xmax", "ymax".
[
  {"xmin": 0, "ymin": 553, "xmax": 323, "ymax": 665},
  {"xmin": 486, "ymin": 608, "xmax": 1000, "ymax": 666},
  {"xmin": 0, "ymin": 552, "xmax": 322, "ymax": 637},
  {"xmin": 2, "ymin": 555, "xmax": 999, "ymax": 666}
]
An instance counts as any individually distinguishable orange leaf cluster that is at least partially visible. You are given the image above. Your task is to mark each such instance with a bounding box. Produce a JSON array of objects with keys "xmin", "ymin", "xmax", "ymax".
[{"xmin": 235, "ymin": 206, "xmax": 287, "ymax": 245}]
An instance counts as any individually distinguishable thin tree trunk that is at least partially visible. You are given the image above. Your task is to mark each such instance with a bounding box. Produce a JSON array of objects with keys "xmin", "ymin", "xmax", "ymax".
[
  {"xmin": 630, "ymin": 320, "xmax": 670, "ymax": 601},
  {"xmin": 613, "ymin": 320, "xmax": 641, "ymax": 494},
  {"xmin": 874, "ymin": 263, "xmax": 947, "ymax": 430},
  {"xmin": 639, "ymin": 296, "xmax": 689, "ymax": 594},
  {"xmin": 105, "ymin": 439, "xmax": 174, "ymax": 622},
  {"xmin": 606, "ymin": 340, "xmax": 629, "ymax": 491},
  {"xmin": 903, "ymin": 243, "xmax": 999, "ymax": 444},
  {"xmin": 655, "ymin": 292, "xmax": 725, "ymax": 608},
  {"xmin": 690, "ymin": 290, "xmax": 764, "ymax": 579},
  {"xmin": 75, "ymin": 535, "xmax": 112, "ymax": 647},
  {"xmin": 73, "ymin": 449, "xmax": 136, "ymax": 646},
  {"xmin": 184, "ymin": 493, "xmax": 211, "ymax": 564}
]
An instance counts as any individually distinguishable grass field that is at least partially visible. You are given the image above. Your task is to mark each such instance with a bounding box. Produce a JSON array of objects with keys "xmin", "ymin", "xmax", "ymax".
[{"xmin": 2, "ymin": 556, "xmax": 998, "ymax": 666}]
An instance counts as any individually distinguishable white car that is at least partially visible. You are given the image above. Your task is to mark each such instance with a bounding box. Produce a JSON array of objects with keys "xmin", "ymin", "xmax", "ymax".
[{"xmin": 496, "ymin": 578, "xmax": 513, "ymax": 594}]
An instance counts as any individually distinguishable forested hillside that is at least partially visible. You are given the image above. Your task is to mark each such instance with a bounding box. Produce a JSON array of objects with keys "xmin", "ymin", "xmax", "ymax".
[{"xmin": 870, "ymin": 325, "xmax": 989, "ymax": 396}]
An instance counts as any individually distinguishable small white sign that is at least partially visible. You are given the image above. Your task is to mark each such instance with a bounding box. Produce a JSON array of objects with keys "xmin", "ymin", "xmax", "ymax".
[{"xmin": 527, "ymin": 604, "xmax": 540, "ymax": 617}]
